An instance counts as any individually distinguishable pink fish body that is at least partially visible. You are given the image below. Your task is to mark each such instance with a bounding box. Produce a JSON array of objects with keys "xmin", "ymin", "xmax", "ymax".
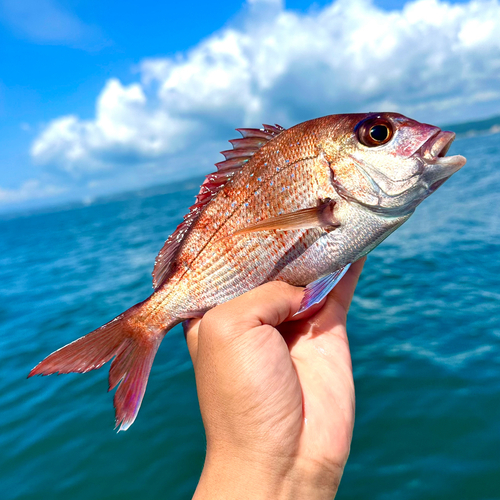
[{"xmin": 30, "ymin": 113, "xmax": 466, "ymax": 430}]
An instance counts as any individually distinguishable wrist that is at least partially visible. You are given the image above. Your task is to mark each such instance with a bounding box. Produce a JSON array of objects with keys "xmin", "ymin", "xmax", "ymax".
[{"xmin": 193, "ymin": 445, "xmax": 343, "ymax": 500}]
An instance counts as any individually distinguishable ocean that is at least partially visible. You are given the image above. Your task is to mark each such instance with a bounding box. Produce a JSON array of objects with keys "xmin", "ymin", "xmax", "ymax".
[{"xmin": 1, "ymin": 131, "xmax": 499, "ymax": 499}]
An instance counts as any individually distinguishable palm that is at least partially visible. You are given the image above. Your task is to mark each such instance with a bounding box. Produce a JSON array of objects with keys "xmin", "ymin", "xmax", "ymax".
[
  {"xmin": 279, "ymin": 296, "xmax": 355, "ymax": 466},
  {"xmin": 232, "ymin": 287, "xmax": 355, "ymax": 469}
]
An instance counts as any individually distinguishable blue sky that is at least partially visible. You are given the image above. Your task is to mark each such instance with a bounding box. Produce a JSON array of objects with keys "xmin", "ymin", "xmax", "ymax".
[{"xmin": 0, "ymin": 0, "xmax": 498, "ymax": 213}]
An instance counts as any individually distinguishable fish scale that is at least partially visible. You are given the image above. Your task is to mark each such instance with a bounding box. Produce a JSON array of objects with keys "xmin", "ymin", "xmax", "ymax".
[
  {"xmin": 155, "ymin": 151, "xmax": 328, "ymax": 314},
  {"xmin": 167, "ymin": 158, "xmax": 329, "ymax": 311},
  {"xmin": 29, "ymin": 112, "xmax": 466, "ymax": 431}
]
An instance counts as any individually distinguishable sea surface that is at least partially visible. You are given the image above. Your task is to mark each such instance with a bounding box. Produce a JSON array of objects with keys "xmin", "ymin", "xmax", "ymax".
[{"xmin": 1, "ymin": 132, "xmax": 500, "ymax": 500}]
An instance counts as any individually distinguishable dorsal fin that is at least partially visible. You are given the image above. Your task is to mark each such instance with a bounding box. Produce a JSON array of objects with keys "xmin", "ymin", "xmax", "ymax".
[{"xmin": 152, "ymin": 124, "xmax": 286, "ymax": 290}]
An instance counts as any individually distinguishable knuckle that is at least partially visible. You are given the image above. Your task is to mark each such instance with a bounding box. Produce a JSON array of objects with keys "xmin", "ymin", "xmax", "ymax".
[
  {"xmin": 200, "ymin": 307, "xmax": 221, "ymax": 330},
  {"xmin": 199, "ymin": 305, "xmax": 233, "ymax": 341}
]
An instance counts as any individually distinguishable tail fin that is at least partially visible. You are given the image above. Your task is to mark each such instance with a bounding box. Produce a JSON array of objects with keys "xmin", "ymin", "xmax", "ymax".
[{"xmin": 29, "ymin": 301, "xmax": 164, "ymax": 431}]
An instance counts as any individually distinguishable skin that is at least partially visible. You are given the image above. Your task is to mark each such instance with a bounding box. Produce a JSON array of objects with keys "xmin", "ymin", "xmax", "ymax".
[{"xmin": 184, "ymin": 257, "xmax": 366, "ymax": 499}]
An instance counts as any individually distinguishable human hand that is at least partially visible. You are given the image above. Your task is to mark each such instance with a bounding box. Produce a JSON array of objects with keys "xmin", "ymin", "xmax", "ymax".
[{"xmin": 184, "ymin": 258, "xmax": 365, "ymax": 500}]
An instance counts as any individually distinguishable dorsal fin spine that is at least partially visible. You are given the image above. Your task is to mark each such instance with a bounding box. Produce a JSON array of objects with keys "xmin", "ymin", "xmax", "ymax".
[
  {"xmin": 236, "ymin": 128, "xmax": 274, "ymax": 139},
  {"xmin": 229, "ymin": 137, "xmax": 268, "ymax": 149},
  {"xmin": 221, "ymin": 148, "xmax": 260, "ymax": 160},
  {"xmin": 215, "ymin": 157, "xmax": 250, "ymax": 170},
  {"xmin": 263, "ymin": 124, "xmax": 285, "ymax": 135}
]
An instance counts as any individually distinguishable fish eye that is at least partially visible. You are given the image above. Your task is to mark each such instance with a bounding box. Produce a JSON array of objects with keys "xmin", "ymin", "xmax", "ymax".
[{"xmin": 357, "ymin": 118, "xmax": 394, "ymax": 147}]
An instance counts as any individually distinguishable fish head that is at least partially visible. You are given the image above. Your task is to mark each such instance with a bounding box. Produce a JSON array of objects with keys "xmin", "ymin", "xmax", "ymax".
[{"xmin": 323, "ymin": 112, "xmax": 466, "ymax": 217}]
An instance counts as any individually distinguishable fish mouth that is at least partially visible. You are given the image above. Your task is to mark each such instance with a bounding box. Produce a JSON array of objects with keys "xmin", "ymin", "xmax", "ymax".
[
  {"xmin": 419, "ymin": 130, "xmax": 466, "ymax": 168},
  {"xmin": 418, "ymin": 130, "xmax": 466, "ymax": 191}
]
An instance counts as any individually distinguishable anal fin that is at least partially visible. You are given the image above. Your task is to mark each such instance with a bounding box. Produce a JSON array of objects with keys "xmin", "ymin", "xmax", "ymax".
[{"xmin": 295, "ymin": 264, "xmax": 352, "ymax": 315}]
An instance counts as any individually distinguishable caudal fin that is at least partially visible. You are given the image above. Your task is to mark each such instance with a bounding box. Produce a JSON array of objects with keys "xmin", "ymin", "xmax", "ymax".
[{"xmin": 29, "ymin": 302, "xmax": 163, "ymax": 431}]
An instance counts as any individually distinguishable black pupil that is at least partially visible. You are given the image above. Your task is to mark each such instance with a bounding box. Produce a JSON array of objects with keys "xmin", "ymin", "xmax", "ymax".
[{"xmin": 370, "ymin": 125, "xmax": 389, "ymax": 142}]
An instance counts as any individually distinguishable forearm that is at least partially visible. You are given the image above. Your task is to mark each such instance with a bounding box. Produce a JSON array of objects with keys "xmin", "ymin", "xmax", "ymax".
[{"xmin": 193, "ymin": 449, "xmax": 343, "ymax": 500}]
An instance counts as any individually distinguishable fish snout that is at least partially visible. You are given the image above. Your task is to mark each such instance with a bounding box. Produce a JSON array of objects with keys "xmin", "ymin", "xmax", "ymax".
[{"xmin": 419, "ymin": 130, "xmax": 466, "ymax": 192}]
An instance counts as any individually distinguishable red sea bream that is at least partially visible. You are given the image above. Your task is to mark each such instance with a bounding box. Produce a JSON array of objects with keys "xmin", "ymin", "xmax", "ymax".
[{"xmin": 29, "ymin": 113, "xmax": 466, "ymax": 430}]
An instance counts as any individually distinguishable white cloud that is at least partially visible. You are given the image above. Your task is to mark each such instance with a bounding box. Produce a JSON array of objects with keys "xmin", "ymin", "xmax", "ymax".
[
  {"xmin": 31, "ymin": 0, "xmax": 500, "ymax": 185},
  {"xmin": 0, "ymin": 179, "xmax": 65, "ymax": 205},
  {"xmin": 31, "ymin": 79, "xmax": 197, "ymax": 175}
]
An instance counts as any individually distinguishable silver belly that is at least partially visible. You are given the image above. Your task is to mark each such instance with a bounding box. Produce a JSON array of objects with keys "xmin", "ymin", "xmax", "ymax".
[{"xmin": 275, "ymin": 201, "xmax": 410, "ymax": 286}]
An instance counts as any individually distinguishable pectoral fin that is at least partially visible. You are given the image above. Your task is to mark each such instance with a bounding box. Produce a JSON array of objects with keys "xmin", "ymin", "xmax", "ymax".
[
  {"xmin": 295, "ymin": 264, "xmax": 352, "ymax": 315},
  {"xmin": 233, "ymin": 199, "xmax": 339, "ymax": 236}
]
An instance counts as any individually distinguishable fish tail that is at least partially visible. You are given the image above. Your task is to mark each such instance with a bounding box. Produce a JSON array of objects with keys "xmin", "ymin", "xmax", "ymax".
[{"xmin": 28, "ymin": 299, "xmax": 166, "ymax": 431}]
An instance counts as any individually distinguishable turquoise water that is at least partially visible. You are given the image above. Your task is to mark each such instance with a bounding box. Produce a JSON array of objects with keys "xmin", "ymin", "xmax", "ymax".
[{"xmin": 1, "ymin": 133, "xmax": 500, "ymax": 499}]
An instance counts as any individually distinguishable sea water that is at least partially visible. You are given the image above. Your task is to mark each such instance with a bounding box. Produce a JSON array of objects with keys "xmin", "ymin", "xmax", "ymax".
[{"xmin": 1, "ymin": 132, "xmax": 499, "ymax": 499}]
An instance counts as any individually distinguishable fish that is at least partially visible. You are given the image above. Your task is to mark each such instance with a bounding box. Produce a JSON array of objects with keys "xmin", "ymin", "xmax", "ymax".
[{"xmin": 29, "ymin": 112, "xmax": 466, "ymax": 431}]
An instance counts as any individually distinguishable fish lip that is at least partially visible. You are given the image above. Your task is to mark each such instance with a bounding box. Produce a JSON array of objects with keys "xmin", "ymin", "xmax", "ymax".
[
  {"xmin": 418, "ymin": 130, "xmax": 466, "ymax": 193},
  {"xmin": 419, "ymin": 130, "xmax": 466, "ymax": 172},
  {"xmin": 420, "ymin": 130, "xmax": 454, "ymax": 159}
]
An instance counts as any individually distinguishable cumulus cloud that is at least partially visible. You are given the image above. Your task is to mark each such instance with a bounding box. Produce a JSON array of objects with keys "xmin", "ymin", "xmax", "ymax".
[
  {"xmin": 31, "ymin": 0, "xmax": 500, "ymax": 185},
  {"xmin": 31, "ymin": 79, "xmax": 193, "ymax": 174}
]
